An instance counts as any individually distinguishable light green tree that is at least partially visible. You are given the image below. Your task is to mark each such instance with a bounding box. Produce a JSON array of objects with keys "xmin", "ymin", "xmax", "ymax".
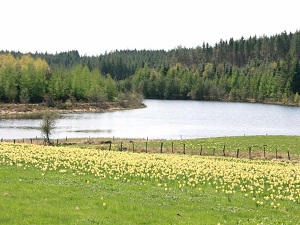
[
  {"xmin": 106, "ymin": 75, "xmax": 117, "ymax": 101},
  {"xmin": 87, "ymin": 85, "xmax": 107, "ymax": 105},
  {"xmin": 20, "ymin": 88, "xmax": 30, "ymax": 105}
]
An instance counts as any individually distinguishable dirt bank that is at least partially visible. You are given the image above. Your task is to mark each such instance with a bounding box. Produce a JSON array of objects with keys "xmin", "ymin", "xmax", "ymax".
[{"xmin": 0, "ymin": 101, "xmax": 146, "ymax": 118}]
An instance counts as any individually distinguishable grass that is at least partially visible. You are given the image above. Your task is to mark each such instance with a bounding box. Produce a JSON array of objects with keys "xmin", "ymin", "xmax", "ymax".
[
  {"xmin": 1, "ymin": 163, "xmax": 299, "ymax": 225},
  {"xmin": 67, "ymin": 135, "xmax": 300, "ymax": 160},
  {"xmin": 1, "ymin": 136, "xmax": 300, "ymax": 224},
  {"xmin": 7, "ymin": 135, "xmax": 300, "ymax": 153}
]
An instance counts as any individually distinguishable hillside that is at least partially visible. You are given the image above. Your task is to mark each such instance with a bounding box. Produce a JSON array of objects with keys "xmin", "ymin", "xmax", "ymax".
[{"xmin": 1, "ymin": 30, "xmax": 299, "ymax": 105}]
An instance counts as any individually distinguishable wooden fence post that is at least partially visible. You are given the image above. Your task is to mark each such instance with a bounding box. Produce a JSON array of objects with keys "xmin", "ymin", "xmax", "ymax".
[
  {"xmin": 145, "ymin": 142, "xmax": 148, "ymax": 153},
  {"xmin": 171, "ymin": 142, "xmax": 174, "ymax": 153},
  {"xmin": 120, "ymin": 142, "xmax": 123, "ymax": 151},
  {"xmin": 109, "ymin": 142, "xmax": 112, "ymax": 151},
  {"xmin": 248, "ymin": 147, "xmax": 252, "ymax": 159},
  {"xmin": 275, "ymin": 148, "xmax": 278, "ymax": 159},
  {"xmin": 57, "ymin": 139, "xmax": 59, "ymax": 146},
  {"xmin": 223, "ymin": 145, "xmax": 226, "ymax": 156},
  {"xmin": 66, "ymin": 136, "xmax": 67, "ymax": 142},
  {"xmin": 30, "ymin": 138, "xmax": 32, "ymax": 144},
  {"xmin": 200, "ymin": 145, "xmax": 203, "ymax": 155},
  {"xmin": 160, "ymin": 142, "xmax": 163, "ymax": 153},
  {"xmin": 183, "ymin": 143, "xmax": 186, "ymax": 154},
  {"xmin": 263, "ymin": 145, "xmax": 267, "ymax": 159},
  {"xmin": 288, "ymin": 151, "xmax": 291, "ymax": 160},
  {"xmin": 213, "ymin": 148, "xmax": 215, "ymax": 156},
  {"xmin": 236, "ymin": 149, "xmax": 240, "ymax": 158},
  {"xmin": 14, "ymin": 139, "xmax": 15, "ymax": 144}
]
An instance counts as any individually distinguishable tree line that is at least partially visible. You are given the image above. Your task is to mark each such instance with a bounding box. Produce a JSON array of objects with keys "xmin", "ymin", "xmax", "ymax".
[
  {"xmin": 121, "ymin": 59, "xmax": 300, "ymax": 104},
  {"xmin": 1, "ymin": 30, "xmax": 299, "ymax": 105},
  {"xmin": 0, "ymin": 54, "xmax": 122, "ymax": 105}
]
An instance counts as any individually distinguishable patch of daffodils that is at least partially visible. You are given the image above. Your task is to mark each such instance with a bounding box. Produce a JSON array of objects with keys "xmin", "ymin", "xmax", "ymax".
[{"xmin": 1, "ymin": 142, "xmax": 300, "ymax": 209}]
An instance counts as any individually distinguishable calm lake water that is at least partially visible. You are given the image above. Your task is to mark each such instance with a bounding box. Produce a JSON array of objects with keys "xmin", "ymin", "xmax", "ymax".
[{"xmin": 0, "ymin": 100, "xmax": 300, "ymax": 140}]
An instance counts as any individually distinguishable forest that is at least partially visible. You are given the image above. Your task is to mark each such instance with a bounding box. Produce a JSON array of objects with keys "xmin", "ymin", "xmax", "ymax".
[{"xmin": 0, "ymin": 30, "xmax": 300, "ymax": 105}]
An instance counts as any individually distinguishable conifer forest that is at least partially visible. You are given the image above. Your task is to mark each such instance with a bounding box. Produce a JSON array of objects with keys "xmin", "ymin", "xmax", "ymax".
[{"xmin": 1, "ymin": 30, "xmax": 300, "ymax": 105}]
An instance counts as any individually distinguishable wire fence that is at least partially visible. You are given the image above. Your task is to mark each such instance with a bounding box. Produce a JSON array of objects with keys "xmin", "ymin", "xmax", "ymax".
[{"xmin": 1, "ymin": 137, "xmax": 299, "ymax": 162}]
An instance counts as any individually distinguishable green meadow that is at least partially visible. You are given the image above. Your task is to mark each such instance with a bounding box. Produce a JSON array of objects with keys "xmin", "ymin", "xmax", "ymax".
[
  {"xmin": 1, "ymin": 135, "xmax": 300, "ymax": 224},
  {"xmin": 82, "ymin": 135, "xmax": 300, "ymax": 159},
  {"xmin": 1, "ymin": 164, "xmax": 299, "ymax": 225}
]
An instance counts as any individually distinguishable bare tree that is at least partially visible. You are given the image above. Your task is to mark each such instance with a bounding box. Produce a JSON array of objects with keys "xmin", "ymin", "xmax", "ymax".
[{"xmin": 41, "ymin": 111, "xmax": 58, "ymax": 145}]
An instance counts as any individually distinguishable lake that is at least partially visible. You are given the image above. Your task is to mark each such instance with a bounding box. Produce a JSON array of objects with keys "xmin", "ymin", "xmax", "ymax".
[{"xmin": 0, "ymin": 100, "xmax": 300, "ymax": 140}]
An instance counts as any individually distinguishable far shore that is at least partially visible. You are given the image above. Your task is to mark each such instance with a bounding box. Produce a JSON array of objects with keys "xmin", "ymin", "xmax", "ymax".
[
  {"xmin": 0, "ymin": 101, "xmax": 146, "ymax": 118},
  {"xmin": 1, "ymin": 98, "xmax": 299, "ymax": 119}
]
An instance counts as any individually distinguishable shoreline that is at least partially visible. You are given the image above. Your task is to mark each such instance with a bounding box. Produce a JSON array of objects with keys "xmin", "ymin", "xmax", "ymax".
[
  {"xmin": 0, "ymin": 102, "xmax": 146, "ymax": 118},
  {"xmin": 1, "ymin": 98, "xmax": 298, "ymax": 118}
]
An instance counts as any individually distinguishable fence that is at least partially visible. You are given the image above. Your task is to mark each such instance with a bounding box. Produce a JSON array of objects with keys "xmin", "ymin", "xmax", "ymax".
[{"xmin": 1, "ymin": 137, "xmax": 298, "ymax": 161}]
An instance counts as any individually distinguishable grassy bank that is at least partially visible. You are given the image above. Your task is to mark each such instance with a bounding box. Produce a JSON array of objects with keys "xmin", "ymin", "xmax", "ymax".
[
  {"xmin": 8, "ymin": 135, "xmax": 299, "ymax": 161},
  {"xmin": 91, "ymin": 135, "xmax": 300, "ymax": 159},
  {"xmin": 1, "ymin": 140, "xmax": 300, "ymax": 224}
]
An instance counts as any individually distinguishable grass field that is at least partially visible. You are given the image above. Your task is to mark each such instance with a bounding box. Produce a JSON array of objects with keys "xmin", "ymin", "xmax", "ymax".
[
  {"xmin": 5, "ymin": 135, "xmax": 300, "ymax": 157},
  {"xmin": 74, "ymin": 135, "xmax": 300, "ymax": 160},
  {"xmin": 1, "ymin": 136, "xmax": 300, "ymax": 224}
]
